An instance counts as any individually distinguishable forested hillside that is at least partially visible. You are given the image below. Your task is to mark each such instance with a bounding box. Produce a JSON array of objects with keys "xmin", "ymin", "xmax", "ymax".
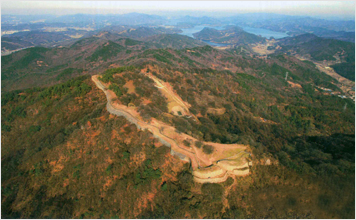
[
  {"xmin": 193, "ymin": 26, "xmax": 266, "ymax": 45},
  {"xmin": 276, "ymin": 34, "xmax": 355, "ymax": 81},
  {"xmin": 1, "ymin": 31, "xmax": 355, "ymax": 218}
]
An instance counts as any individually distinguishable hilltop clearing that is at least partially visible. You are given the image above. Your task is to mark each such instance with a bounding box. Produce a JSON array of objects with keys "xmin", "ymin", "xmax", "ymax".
[
  {"xmin": 93, "ymin": 71, "xmax": 252, "ymax": 183},
  {"xmin": 140, "ymin": 67, "xmax": 195, "ymax": 119}
]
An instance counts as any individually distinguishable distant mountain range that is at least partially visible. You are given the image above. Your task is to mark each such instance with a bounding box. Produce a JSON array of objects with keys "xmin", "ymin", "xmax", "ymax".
[
  {"xmin": 1, "ymin": 26, "xmax": 181, "ymax": 53},
  {"xmin": 1, "ymin": 12, "xmax": 355, "ymax": 84},
  {"xmin": 2, "ymin": 12, "xmax": 355, "ymax": 41}
]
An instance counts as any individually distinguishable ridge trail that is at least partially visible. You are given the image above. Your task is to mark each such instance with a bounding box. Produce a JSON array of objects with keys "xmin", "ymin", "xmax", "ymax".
[{"xmin": 92, "ymin": 74, "xmax": 252, "ymax": 183}]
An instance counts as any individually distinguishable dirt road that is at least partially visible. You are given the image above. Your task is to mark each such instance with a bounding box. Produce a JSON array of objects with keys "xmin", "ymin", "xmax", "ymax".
[{"xmin": 92, "ymin": 74, "xmax": 252, "ymax": 183}]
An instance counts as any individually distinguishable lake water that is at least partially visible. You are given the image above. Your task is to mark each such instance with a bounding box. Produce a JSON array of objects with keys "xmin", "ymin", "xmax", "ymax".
[
  {"xmin": 178, "ymin": 25, "xmax": 228, "ymax": 47},
  {"xmin": 178, "ymin": 25, "xmax": 288, "ymax": 47},
  {"xmin": 241, "ymin": 26, "xmax": 288, "ymax": 39},
  {"xmin": 202, "ymin": 40, "xmax": 229, "ymax": 47},
  {"xmin": 179, "ymin": 25, "xmax": 225, "ymax": 38}
]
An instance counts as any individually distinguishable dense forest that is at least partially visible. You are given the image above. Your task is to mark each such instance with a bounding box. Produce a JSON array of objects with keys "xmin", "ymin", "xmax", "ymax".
[{"xmin": 331, "ymin": 62, "xmax": 355, "ymax": 81}]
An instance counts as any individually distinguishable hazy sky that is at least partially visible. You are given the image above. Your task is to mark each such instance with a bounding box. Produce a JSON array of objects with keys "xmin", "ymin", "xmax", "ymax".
[{"xmin": 2, "ymin": 1, "xmax": 355, "ymax": 20}]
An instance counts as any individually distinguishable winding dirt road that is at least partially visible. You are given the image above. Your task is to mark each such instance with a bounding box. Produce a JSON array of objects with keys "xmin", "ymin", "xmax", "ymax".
[{"xmin": 92, "ymin": 74, "xmax": 252, "ymax": 183}]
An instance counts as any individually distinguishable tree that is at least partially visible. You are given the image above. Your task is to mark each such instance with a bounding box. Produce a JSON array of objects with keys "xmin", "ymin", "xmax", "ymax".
[
  {"xmin": 203, "ymin": 145, "xmax": 214, "ymax": 154},
  {"xmin": 183, "ymin": 140, "xmax": 191, "ymax": 147},
  {"xmin": 195, "ymin": 141, "xmax": 203, "ymax": 148}
]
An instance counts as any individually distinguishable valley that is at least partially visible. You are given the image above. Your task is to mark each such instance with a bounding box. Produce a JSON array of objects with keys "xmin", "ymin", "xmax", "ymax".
[{"xmin": 310, "ymin": 60, "xmax": 354, "ymax": 101}]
